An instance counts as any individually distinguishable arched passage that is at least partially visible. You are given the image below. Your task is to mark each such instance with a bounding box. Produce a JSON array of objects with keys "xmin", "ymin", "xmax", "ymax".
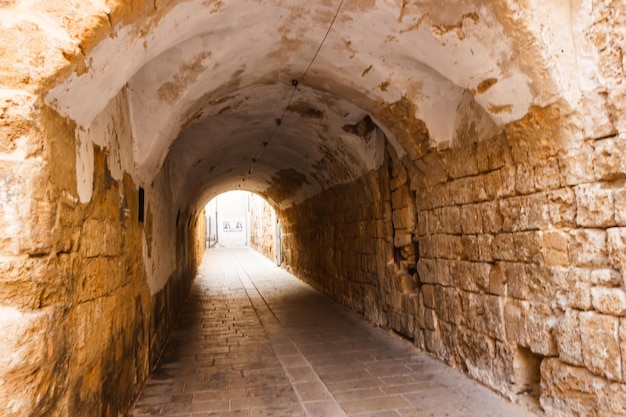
[{"xmin": 1, "ymin": 1, "xmax": 625, "ymax": 417}]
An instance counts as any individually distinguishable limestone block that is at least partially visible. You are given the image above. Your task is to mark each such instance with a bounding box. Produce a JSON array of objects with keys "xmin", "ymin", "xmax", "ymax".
[
  {"xmin": 476, "ymin": 234, "xmax": 494, "ymax": 262},
  {"xmin": 590, "ymin": 268, "xmax": 622, "ymax": 287},
  {"xmin": 80, "ymin": 219, "xmax": 121, "ymax": 258},
  {"xmin": 615, "ymin": 188, "xmax": 626, "ymax": 226},
  {"xmin": 515, "ymin": 164, "xmax": 536, "ymax": 195},
  {"xmin": 396, "ymin": 272, "xmax": 415, "ymax": 294},
  {"xmin": 560, "ymin": 143, "xmax": 596, "ymax": 186},
  {"xmin": 575, "ymin": 183, "xmax": 615, "ymax": 227},
  {"xmin": 504, "ymin": 298, "xmax": 530, "ymax": 347},
  {"xmin": 455, "ymin": 327, "xmax": 496, "ymax": 384},
  {"xmin": 555, "ymin": 309, "xmax": 584, "ymax": 367},
  {"xmin": 420, "ymin": 234, "xmax": 462, "ymax": 260},
  {"xmin": 547, "ymin": 187, "xmax": 577, "ymax": 228},
  {"xmin": 556, "ymin": 268, "xmax": 592, "ymax": 311},
  {"xmin": 480, "ymin": 201, "xmax": 504, "ymax": 234},
  {"xmin": 569, "ymin": 229, "xmax": 609, "ymax": 268},
  {"xmin": 434, "ymin": 285, "xmax": 461, "ymax": 324},
  {"xmin": 390, "ymin": 165, "xmax": 408, "ymax": 191},
  {"xmin": 464, "ymin": 293, "xmax": 505, "ymax": 341},
  {"xmin": 475, "ymin": 136, "xmax": 511, "ymax": 173},
  {"xmin": 0, "ymin": 306, "xmax": 60, "ymax": 417},
  {"xmin": 607, "ymin": 227, "xmax": 626, "ymax": 271},
  {"xmin": 499, "ymin": 194, "xmax": 547, "ymax": 232},
  {"xmin": 75, "ymin": 257, "xmax": 124, "ymax": 304},
  {"xmin": 540, "ymin": 358, "xmax": 607, "ymax": 417},
  {"xmin": 502, "ymin": 262, "xmax": 527, "ymax": 300},
  {"xmin": 450, "ymin": 176, "xmax": 487, "ymax": 205},
  {"xmin": 541, "ymin": 230, "xmax": 570, "ymax": 267},
  {"xmin": 391, "ymin": 187, "xmax": 411, "ymax": 210},
  {"xmin": 461, "ymin": 204, "xmax": 483, "ymax": 234},
  {"xmin": 534, "ymin": 157, "xmax": 562, "ymax": 191},
  {"xmin": 580, "ymin": 311, "xmax": 621, "ymax": 381},
  {"xmin": 492, "ymin": 233, "xmax": 515, "ymax": 261},
  {"xmin": 460, "ymin": 235, "xmax": 479, "ymax": 261},
  {"xmin": 0, "ymin": 256, "xmax": 66, "ymax": 310},
  {"xmin": 421, "ymin": 284, "xmax": 435, "ymax": 309},
  {"xmin": 417, "ymin": 258, "xmax": 451, "ymax": 285},
  {"xmin": 483, "ymin": 166, "xmax": 516, "ymax": 200},
  {"xmin": 593, "ymin": 137, "xmax": 626, "ymax": 181},
  {"xmin": 444, "ymin": 146, "xmax": 478, "ymax": 179},
  {"xmin": 483, "ymin": 170, "xmax": 502, "ymax": 200},
  {"xmin": 436, "ymin": 206, "xmax": 462, "ymax": 235},
  {"xmin": 417, "ymin": 210, "xmax": 429, "ymax": 236},
  {"xmin": 513, "ymin": 232, "xmax": 542, "ymax": 264},
  {"xmin": 393, "ymin": 230, "xmax": 412, "ymax": 248},
  {"xmin": 488, "ymin": 262, "xmax": 507, "ymax": 296},
  {"xmin": 591, "ymin": 287, "xmax": 626, "ymax": 316},
  {"xmin": 0, "ymin": 161, "xmax": 54, "ymax": 256},
  {"xmin": 392, "ymin": 206, "xmax": 416, "ymax": 230},
  {"xmin": 452, "ymin": 260, "xmax": 491, "ymax": 293},
  {"xmin": 527, "ymin": 302, "xmax": 558, "ymax": 356},
  {"xmin": 424, "ymin": 328, "xmax": 445, "ymax": 358},
  {"xmin": 429, "ymin": 182, "xmax": 451, "ymax": 209},
  {"xmin": 423, "ymin": 308, "xmax": 437, "ymax": 330}
]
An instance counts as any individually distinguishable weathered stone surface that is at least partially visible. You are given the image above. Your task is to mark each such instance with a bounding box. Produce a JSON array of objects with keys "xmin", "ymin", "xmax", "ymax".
[
  {"xmin": 591, "ymin": 287, "xmax": 626, "ymax": 316},
  {"xmin": 579, "ymin": 312, "xmax": 621, "ymax": 381},
  {"xmin": 461, "ymin": 203, "xmax": 483, "ymax": 234},
  {"xmin": 576, "ymin": 183, "xmax": 615, "ymax": 227},
  {"xmin": 541, "ymin": 230, "xmax": 570, "ymax": 267},
  {"xmin": 541, "ymin": 359, "xmax": 608, "ymax": 417},
  {"xmin": 433, "ymin": 285, "xmax": 461, "ymax": 324},
  {"xmin": 503, "ymin": 298, "xmax": 530, "ymax": 347},
  {"xmin": 527, "ymin": 302, "xmax": 558, "ymax": 356},
  {"xmin": 2, "ymin": 2, "xmax": 626, "ymax": 417},
  {"xmin": 607, "ymin": 227, "xmax": 626, "ymax": 271},
  {"xmin": 462, "ymin": 293, "xmax": 505, "ymax": 341},
  {"xmin": 556, "ymin": 268, "xmax": 592, "ymax": 311},
  {"xmin": 555, "ymin": 309, "xmax": 584, "ymax": 367},
  {"xmin": 569, "ymin": 229, "xmax": 609, "ymax": 268},
  {"xmin": 547, "ymin": 187, "xmax": 577, "ymax": 227},
  {"xmin": 590, "ymin": 268, "xmax": 622, "ymax": 287}
]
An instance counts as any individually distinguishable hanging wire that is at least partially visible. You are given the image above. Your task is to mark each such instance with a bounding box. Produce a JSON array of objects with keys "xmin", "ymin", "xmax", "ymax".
[{"xmin": 240, "ymin": 0, "xmax": 345, "ymax": 186}]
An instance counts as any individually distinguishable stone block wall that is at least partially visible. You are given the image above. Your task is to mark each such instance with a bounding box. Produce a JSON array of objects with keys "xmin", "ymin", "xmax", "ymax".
[
  {"xmin": 248, "ymin": 193, "xmax": 278, "ymax": 263},
  {"xmin": 281, "ymin": 162, "xmax": 393, "ymax": 327},
  {"xmin": 281, "ymin": 103, "xmax": 626, "ymax": 415},
  {"xmin": 0, "ymin": 88, "xmax": 203, "ymax": 416}
]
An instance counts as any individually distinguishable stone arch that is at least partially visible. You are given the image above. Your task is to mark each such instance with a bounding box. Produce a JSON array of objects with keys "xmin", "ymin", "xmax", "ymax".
[{"xmin": 1, "ymin": 1, "xmax": 624, "ymax": 417}]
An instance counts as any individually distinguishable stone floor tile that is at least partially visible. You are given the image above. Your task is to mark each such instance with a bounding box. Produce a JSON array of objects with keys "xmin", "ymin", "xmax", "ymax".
[
  {"xmin": 292, "ymin": 381, "xmax": 333, "ymax": 402},
  {"xmin": 332, "ymin": 387, "xmax": 385, "ymax": 402},
  {"xmin": 193, "ymin": 389, "xmax": 247, "ymax": 402},
  {"xmin": 339, "ymin": 395, "xmax": 412, "ymax": 415},
  {"xmin": 302, "ymin": 400, "xmax": 347, "ymax": 417},
  {"xmin": 285, "ymin": 366, "xmax": 319, "ymax": 383},
  {"xmin": 189, "ymin": 400, "xmax": 230, "ymax": 413},
  {"xmin": 353, "ymin": 412, "xmax": 402, "ymax": 417}
]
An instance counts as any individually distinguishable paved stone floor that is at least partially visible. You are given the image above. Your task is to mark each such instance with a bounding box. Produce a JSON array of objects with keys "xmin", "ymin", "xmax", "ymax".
[{"xmin": 131, "ymin": 247, "xmax": 535, "ymax": 417}]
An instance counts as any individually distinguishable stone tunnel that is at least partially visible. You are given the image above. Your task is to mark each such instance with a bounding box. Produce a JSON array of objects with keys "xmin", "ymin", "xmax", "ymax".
[{"xmin": 0, "ymin": 0, "xmax": 625, "ymax": 416}]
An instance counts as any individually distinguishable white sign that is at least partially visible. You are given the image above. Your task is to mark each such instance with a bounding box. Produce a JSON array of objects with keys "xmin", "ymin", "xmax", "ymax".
[{"xmin": 223, "ymin": 219, "xmax": 244, "ymax": 232}]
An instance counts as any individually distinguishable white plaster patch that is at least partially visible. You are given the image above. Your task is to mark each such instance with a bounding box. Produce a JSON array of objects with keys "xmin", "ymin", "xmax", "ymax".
[
  {"xmin": 75, "ymin": 130, "xmax": 94, "ymax": 203},
  {"xmin": 474, "ymin": 73, "xmax": 535, "ymax": 125}
]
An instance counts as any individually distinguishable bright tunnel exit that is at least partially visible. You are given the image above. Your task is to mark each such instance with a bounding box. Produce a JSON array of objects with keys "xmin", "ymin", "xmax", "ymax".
[{"xmin": 205, "ymin": 191, "xmax": 281, "ymax": 265}]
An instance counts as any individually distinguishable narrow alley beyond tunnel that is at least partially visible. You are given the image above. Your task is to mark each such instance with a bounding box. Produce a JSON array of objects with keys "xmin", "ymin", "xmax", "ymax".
[{"xmin": 131, "ymin": 248, "xmax": 533, "ymax": 417}]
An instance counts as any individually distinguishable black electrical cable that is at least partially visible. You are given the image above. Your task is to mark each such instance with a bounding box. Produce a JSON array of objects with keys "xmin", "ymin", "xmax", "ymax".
[{"xmin": 240, "ymin": 0, "xmax": 345, "ymax": 187}]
